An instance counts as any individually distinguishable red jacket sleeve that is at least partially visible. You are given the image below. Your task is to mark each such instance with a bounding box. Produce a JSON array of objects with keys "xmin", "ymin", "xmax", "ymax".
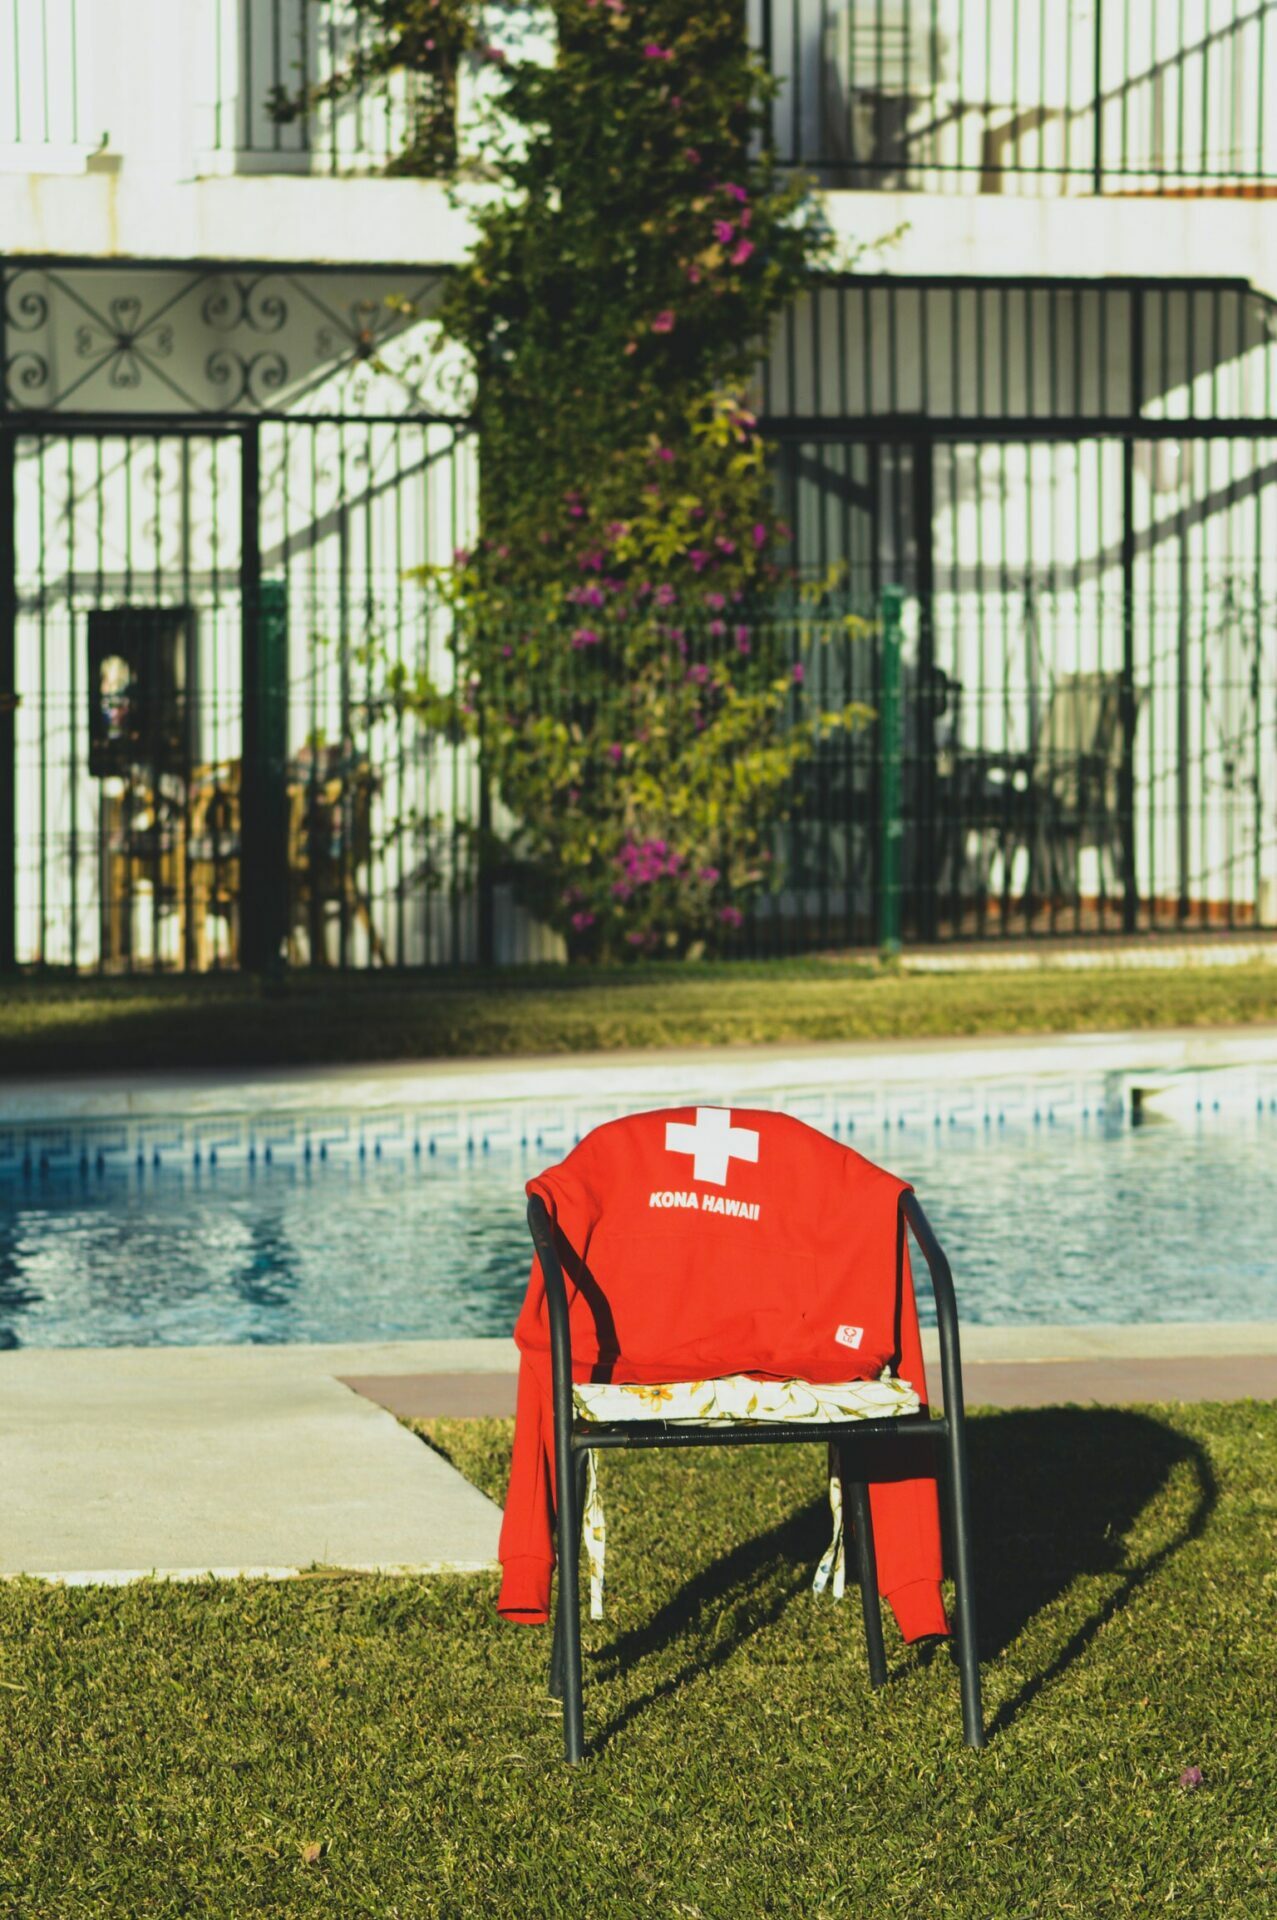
[
  {"xmin": 496, "ymin": 1349, "xmax": 556, "ymax": 1622},
  {"xmin": 865, "ymin": 1195, "xmax": 949, "ymax": 1642}
]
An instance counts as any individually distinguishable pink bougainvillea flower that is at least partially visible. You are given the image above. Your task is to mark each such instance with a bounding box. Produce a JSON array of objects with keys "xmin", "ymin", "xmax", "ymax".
[
  {"xmin": 612, "ymin": 881, "xmax": 634, "ymax": 900},
  {"xmin": 688, "ymin": 548, "xmax": 710, "ymax": 572},
  {"xmin": 704, "ymin": 591, "xmax": 726, "ymax": 610},
  {"xmin": 571, "ymin": 910, "xmax": 596, "ymax": 931},
  {"xmin": 453, "ymin": 546, "xmax": 471, "ymax": 565},
  {"xmin": 655, "ymin": 446, "xmax": 675, "ymax": 462},
  {"xmin": 568, "ymin": 502, "xmax": 586, "ymax": 519},
  {"xmin": 653, "ymin": 583, "xmax": 676, "ymax": 606},
  {"xmin": 720, "ymin": 182, "xmax": 749, "ymax": 203},
  {"xmin": 684, "ymin": 146, "xmax": 701, "ymax": 165},
  {"xmin": 625, "ymin": 930, "xmax": 648, "ymax": 946},
  {"xmin": 730, "ymin": 239, "xmax": 755, "ymax": 267},
  {"xmin": 643, "ymin": 43, "xmax": 673, "ymax": 60},
  {"xmin": 686, "ymin": 264, "xmax": 702, "ymax": 285},
  {"xmin": 708, "ymin": 618, "xmax": 726, "ymax": 637},
  {"xmin": 718, "ymin": 905, "xmax": 744, "ymax": 927},
  {"xmin": 574, "ymin": 584, "xmax": 605, "ymax": 608},
  {"xmin": 650, "ymin": 310, "xmax": 676, "ymax": 333},
  {"xmin": 716, "ymin": 536, "xmax": 737, "ymax": 554},
  {"xmin": 607, "ymin": 743, "xmax": 624, "ymax": 764},
  {"xmin": 500, "ymin": 643, "xmax": 513, "ymax": 658},
  {"xmin": 579, "ymin": 548, "xmax": 605, "ymax": 571},
  {"xmin": 734, "ymin": 625, "xmax": 751, "ymax": 651},
  {"xmin": 752, "ymin": 522, "xmax": 767, "ymax": 548},
  {"xmin": 571, "ymin": 627, "xmax": 600, "ymax": 648},
  {"xmin": 605, "ymin": 521, "xmax": 629, "ymax": 539},
  {"xmin": 791, "ymin": 662, "xmax": 806, "ymax": 684},
  {"xmin": 698, "ymin": 866, "xmax": 721, "ymax": 884},
  {"xmin": 687, "ymin": 663, "xmax": 710, "ymax": 685},
  {"xmin": 713, "ymin": 219, "xmax": 735, "ymax": 244}
]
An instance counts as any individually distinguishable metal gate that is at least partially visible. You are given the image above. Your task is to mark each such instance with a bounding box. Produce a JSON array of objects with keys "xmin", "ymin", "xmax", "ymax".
[
  {"xmin": 1, "ymin": 416, "xmax": 486, "ymax": 972},
  {"xmin": 773, "ymin": 430, "xmax": 1277, "ymax": 942}
]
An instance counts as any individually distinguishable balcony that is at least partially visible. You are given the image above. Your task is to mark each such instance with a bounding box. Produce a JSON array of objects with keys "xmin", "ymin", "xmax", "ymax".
[
  {"xmin": 757, "ymin": 0, "xmax": 1277, "ymax": 195},
  {"xmin": 199, "ymin": 0, "xmax": 452, "ymax": 178}
]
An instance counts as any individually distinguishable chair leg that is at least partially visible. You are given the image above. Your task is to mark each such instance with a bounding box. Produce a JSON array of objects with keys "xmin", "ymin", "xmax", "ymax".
[
  {"xmin": 550, "ymin": 1448, "xmax": 587, "ymax": 1763},
  {"xmin": 841, "ymin": 1460, "xmax": 888, "ymax": 1690},
  {"xmin": 946, "ymin": 1416, "xmax": 986, "ymax": 1749},
  {"xmin": 547, "ymin": 1450, "xmax": 588, "ymax": 1703}
]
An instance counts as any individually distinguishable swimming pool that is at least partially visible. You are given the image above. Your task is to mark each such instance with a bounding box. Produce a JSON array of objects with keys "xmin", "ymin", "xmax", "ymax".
[{"xmin": 2, "ymin": 1107, "xmax": 1274, "ymax": 1347}]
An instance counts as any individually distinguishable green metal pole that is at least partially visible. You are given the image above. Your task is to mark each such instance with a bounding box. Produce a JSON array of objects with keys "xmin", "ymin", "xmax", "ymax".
[{"xmin": 877, "ymin": 584, "xmax": 904, "ymax": 955}]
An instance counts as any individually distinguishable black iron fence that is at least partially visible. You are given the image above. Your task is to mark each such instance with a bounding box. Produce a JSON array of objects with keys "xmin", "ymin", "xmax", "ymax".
[
  {"xmin": 8, "ymin": 578, "xmax": 1275, "ymax": 972},
  {"xmin": 758, "ymin": 0, "xmax": 1277, "ymax": 192}
]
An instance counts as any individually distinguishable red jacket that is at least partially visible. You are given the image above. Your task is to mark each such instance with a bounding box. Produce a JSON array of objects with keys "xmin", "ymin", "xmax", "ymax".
[{"xmin": 498, "ymin": 1105, "xmax": 949, "ymax": 1644}]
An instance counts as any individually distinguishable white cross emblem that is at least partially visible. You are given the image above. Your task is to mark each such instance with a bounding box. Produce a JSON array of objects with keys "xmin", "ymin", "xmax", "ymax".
[{"xmin": 664, "ymin": 1107, "xmax": 760, "ymax": 1187}]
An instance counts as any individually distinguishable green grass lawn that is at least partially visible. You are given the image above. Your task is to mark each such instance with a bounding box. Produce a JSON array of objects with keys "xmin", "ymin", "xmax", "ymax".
[
  {"xmin": 1, "ymin": 1402, "xmax": 1273, "ymax": 1917},
  {"xmin": 3, "ymin": 957, "xmax": 1276, "ymax": 1076}
]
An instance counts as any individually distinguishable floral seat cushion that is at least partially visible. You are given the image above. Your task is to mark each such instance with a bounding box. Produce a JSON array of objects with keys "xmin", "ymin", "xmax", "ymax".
[
  {"xmin": 573, "ymin": 1371, "xmax": 920, "ymax": 1426},
  {"xmin": 570, "ymin": 1371, "xmax": 921, "ymax": 1618}
]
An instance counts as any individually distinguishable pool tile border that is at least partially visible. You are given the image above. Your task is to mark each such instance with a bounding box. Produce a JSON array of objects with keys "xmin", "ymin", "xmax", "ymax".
[{"xmin": 2, "ymin": 1059, "xmax": 1275, "ymax": 1178}]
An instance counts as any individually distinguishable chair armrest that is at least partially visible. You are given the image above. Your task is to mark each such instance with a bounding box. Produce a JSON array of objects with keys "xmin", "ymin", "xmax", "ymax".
[
  {"xmin": 900, "ymin": 1189, "xmax": 968, "ymax": 1429},
  {"xmin": 527, "ymin": 1194, "xmax": 577, "ymax": 1458}
]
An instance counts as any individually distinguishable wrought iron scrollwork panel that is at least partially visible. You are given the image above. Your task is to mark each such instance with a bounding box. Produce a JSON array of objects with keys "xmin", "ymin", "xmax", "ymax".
[{"xmin": 2, "ymin": 263, "xmax": 472, "ymax": 420}]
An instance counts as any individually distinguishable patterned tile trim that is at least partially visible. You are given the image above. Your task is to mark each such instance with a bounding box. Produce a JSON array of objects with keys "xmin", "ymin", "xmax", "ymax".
[{"xmin": 1, "ymin": 1064, "xmax": 1273, "ymax": 1180}]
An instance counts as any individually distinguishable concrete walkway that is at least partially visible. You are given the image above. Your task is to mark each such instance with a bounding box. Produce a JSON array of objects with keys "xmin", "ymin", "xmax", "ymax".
[
  {"xmin": 2, "ymin": 1326, "xmax": 1272, "ymax": 1584},
  {"xmin": 341, "ymin": 1324, "xmax": 1277, "ymax": 1421},
  {"xmin": 7, "ymin": 1022, "xmax": 1277, "ymax": 1125},
  {"xmin": 0, "ymin": 1342, "xmax": 502, "ymax": 1583}
]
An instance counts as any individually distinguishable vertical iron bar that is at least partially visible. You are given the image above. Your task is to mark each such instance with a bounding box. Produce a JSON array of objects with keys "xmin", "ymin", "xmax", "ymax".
[
  {"xmin": 95, "ymin": 434, "xmax": 107, "ymax": 970},
  {"xmin": 337, "ymin": 450, "xmax": 351, "ymax": 971},
  {"xmin": 0, "ymin": 422, "xmax": 15, "ymax": 973},
  {"xmin": 37, "ymin": 435, "xmax": 47, "ymax": 965},
  {"xmin": 1092, "ymin": 0, "xmax": 1104, "ymax": 192},
  {"xmin": 67, "ymin": 435, "xmax": 78, "ymax": 967},
  {"xmin": 1120, "ymin": 433, "xmax": 1139, "ymax": 934},
  {"xmin": 180, "ymin": 437, "xmax": 194, "ymax": 972},
  {"xmin": 150, "ymin": 438, "xmax": 162, "ymax": 972}
]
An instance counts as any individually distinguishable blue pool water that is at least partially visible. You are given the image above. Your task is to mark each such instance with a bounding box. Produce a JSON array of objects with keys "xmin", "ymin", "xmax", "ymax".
[{"xmin": 1, "ymin": 1110, "xmax": 1275, "ymax": 1348}]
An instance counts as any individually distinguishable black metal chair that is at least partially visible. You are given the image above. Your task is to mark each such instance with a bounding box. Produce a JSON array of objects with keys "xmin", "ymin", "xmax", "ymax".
[{"xmin": 527, "ymin": 1188, "xmax": 984, "ymax": 1763}]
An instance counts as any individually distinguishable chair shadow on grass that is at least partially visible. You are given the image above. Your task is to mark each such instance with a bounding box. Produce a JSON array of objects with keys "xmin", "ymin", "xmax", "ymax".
[
  {"xmin": 579, "ymin": 1407, "xmax": 1216, "ymax": 1754},
  {"xmin": 962, "ymin": 1406, "xmax": 1217, "ymax": 1739}
]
